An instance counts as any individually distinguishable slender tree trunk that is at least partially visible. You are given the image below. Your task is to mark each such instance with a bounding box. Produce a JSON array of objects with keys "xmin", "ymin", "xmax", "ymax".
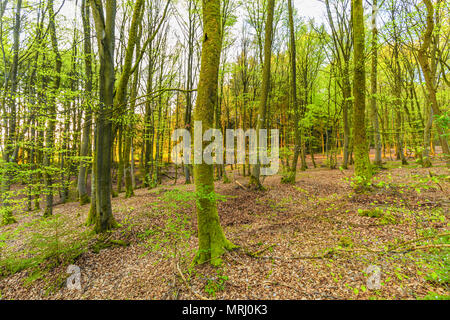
[
  {"xmin": 370, "ymin": 0, "xmax": 382, "ymax": 166},
  {"xmin": 342, "ymin": 67, "xmax": 351, "ymax": 169},
  {"xmin": 352, "ymin": 0, "xmax": 372, "ymax": 186},
  {"xmin": 125, "ymin": 36, "xmax": 142, "ymax": 198},
  {"xmin": 1, "ymin": 0, "xmax": 22, "ymax": 224},
  {"xmin": 418, "ymin": 0, "xmax": 449, "ymax": 164},
  {"xmin": 422, "ymin": 100, "xmax": 433, "ymax": 167},
  {"xmin": 78, "ymin": 0, "xmax": 93, "ymax": 205},
  {"xmin": 116, "ymin": 127, "xmax": 124, "ymax": 193},
  {"xmin": 284, "ymin": 0, "xmax": 301, "ymax": 184},
  {"xmin": 43, "ymin": 0, "xmax": 62, "ymax": 217},
  {"xmin": 144, "ymin": 50, "xmax": 154, "ymax": 187},
  {"xmin": 250, "ymin": 0, "xmax": 275, "ymax": 189},
  {"xmin": 90, "ymin": 0, "xmax": 118, "ymax": 232}
]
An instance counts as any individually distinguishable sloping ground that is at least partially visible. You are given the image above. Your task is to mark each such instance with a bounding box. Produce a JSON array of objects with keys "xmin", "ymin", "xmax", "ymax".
[{"xmin": 0, "ymin": 161, "xmax": 448, "ymax": 300}]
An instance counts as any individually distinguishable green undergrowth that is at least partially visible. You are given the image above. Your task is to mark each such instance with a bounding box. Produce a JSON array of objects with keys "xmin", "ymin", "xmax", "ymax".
[
  {"xmin": 91, "ymin": 238, "xmax": 129, "ymax": 254},
  {"xmin": 357, "ymin": 207, "xmax": 398, "ymax": 225},
  {"xmin": 139, "ymin": 189, "xmax": 198, "ymax": 263},
  {"xmin": 416, "ymin": 231, "xmax": 450, "ymax": 300},
  {"xmin": 0, "ymin": 214, "xmax": 92, "ymax": 279},
  {"xmin": 139, "ymin": 188, "xmax": 231, "ymax": 261},
  {"xmin": 204, "ymin": 268, "xmax": 229, "ymax": 298}
]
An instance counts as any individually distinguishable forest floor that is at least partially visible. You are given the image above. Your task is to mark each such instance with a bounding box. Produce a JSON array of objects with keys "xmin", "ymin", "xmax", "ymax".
[{"xmin": 0, "ymin": 156, "xmax": 449, "ymax": 300}]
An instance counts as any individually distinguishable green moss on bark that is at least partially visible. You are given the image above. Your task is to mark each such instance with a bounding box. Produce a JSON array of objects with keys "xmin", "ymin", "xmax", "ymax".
[
  {"xmin": 352, "ymin": 0, "xmax": 372, "ymax": 187},
  {"xmin": 79, "ymin": 193, "xmax": 91, "ymax": 206},
  {"xmin": 193, "ymin": 0, "xmax": 237, "ymax": 266}
]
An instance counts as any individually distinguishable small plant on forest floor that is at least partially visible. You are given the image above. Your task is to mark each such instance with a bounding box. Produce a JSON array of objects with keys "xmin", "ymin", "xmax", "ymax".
[
  {"xmin": 0, "ymin": 214, "xmax": 91, "ymax": 279},
  {"xmin": 423, "ymin": 237, "xmax": 450, "ymax": 286},
  {"xmin": 358, "ymin": 208, "xmax": 383, "ymax": 218},
  {"xmin": 420, "ymin": 292, "xmax": 450, "ymax": 300},
  {"xmin": 1, "ymin": 207, "xmax": 17, "ymax": 226},
  {"xmin": 406, "ymin": 230, "xmax": 450, "ymax": 299},
  {"xmin": 204, "ymin": 268, "xmax": 229, "ymax": 298},
  {"xmin": 357, "ymin": 207, "xmax": 398, "ymax": 225},
  {"xmin": 343, "ymin": 175, "xmax": 373, "ymax": 193},
  {"xmin": 117, "ymin": 209, "xmax": 137, "ymax": 237},
  {"xmin": 338, "ymin": 236, "xmax": 354, "ymax": 248},
  {"xmin": 139, "ymin": 189, "xmax": 199, "ymax": 264},
  {"xmin": 379, "ymin": 210, "xmax": 398, "ymax": 225}
]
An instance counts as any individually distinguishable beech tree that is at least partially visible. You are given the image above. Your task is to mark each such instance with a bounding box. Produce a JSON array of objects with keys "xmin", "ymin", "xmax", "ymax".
[
  {"xmin": 193, "ymin": 0, "xmax": 237, "ymax": 266},
  {"xmin": 89, "ymin": 0, "xmax": 118, "ymax": 232},
  {"xmin": 249, "ymin": 0, "xmax": 275, "ymax": 189},
  {"xmin": 418, "ymin": 0, "xmax": 449, "ymax": 166},
  {"xmin": 352, "ymin": 0, "xmax": 372, "ymax": 185}
]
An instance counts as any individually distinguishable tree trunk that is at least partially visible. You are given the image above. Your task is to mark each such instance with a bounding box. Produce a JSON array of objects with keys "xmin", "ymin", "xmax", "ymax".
[
  {"xmin": 194, "ymin": 0, "xmax": 237, "ymax": 266},
  {"xmin": 352, "ymin": 0, "xmax": 372, "ymax": 186},
  {"xmin": 78, "ymin": 0, "xmax": 93, "ymax": 205},
  {"xmin": 370, "ymin": 0, "xmax": 382, "ymax": 166},
  {"xmin": 418, "ymin": 0, "xmax": 449, "ymax": 164},
  {"xmin": 1, "ymin": 0, "xmax": 22, "ymax": 224},
  {"xmin": 284, "ymin": 0, "xmax": 301, "ymax": 184},
  {"xmin": 90, "ymin": 0, "xmax": 118, "ymax": 232},
  {"xmin": 43, "ymin": 0, "xmax": 62, "ymax": 217},
  {"xmin": 250, "ymin": 0, "xmax": 275, "ymax": 189}
]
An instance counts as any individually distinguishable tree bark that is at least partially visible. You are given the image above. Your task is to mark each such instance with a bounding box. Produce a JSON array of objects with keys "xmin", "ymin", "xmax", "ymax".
[
  {"xmin": 90, "ymin": 0, "xmax": 118, "ymax": 232},
  {"xmin": 43, "ymin": 0, "xmax": 62, "ymax": 217},
  {"xmin": 250, "ymin": 0, "xmax": 275, "ymax": 189},
  {"xmin": 78, "ymin": 0, "xmax": 93, "ymax": 205},
  {"xmin": 194, "ymin": 0, "xmax": 237, "ymax": 266},
  {"xmin": 370, "ymin": 0, "xmax": 382, "ymax": 166},
  {"xmin": 352, "ymin": 0, "xmax": 372, "ymax": 185},
  {"xmin": 284, "ymin": 0, "xmax": 301, "ymax": 184},
  {"xmin": 1, "ymin": 0, "xmax": 22, "ymax": 224}
]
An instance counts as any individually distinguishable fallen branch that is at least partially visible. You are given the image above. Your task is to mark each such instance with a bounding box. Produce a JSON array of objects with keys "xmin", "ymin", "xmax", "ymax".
[
  {"xmin": 258, "ymin": 255, "xmax": 326, "ymax": 261},
  {"xmin": 162, "ymin": 172, "xmax": 175, "ymax": 180},
  {"xmin": 399, "ymin": 244, "xmax": 450, "ymax": 252},
  {"xmin": 395, "ymin": 232, "xmax": 450, "ymax": 250},
  {"xmin": 242, "ymin": 244, "xmax": 277, "ymax": 258},
  {"xmin": 235, "ymin": 180, "xmax": 248, "ymax": 190},
  {"xmin": 429, "ymin": 171, "xmax": 445, "ymax": 192}
]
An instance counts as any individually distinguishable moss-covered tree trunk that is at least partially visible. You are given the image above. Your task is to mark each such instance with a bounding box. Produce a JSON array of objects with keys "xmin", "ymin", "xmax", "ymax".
[
  {"xmin": 418, "ymin": 0, "xmax": 449, "ymax": 165},
  {"xmin": 115, "ymin": 0, "xmax": 144, "ymax": 195},
  {"xmin": 282, "ymin": 0, "xmax": 301, "ymax": 184},
  {"xmin": 370, "ymin": 0, "xmax": 382, "ymax": 166},
  {"xmin": 90, "ymin": 0, "xmax": 118, "ymax": 232},
  {"xmin": 352, "ymin": 0, "xmax": 372, "ymax": 186},
  {"xmin": 144, "ymin": 51, "xmax": 155, "ymax": 187},
  {"xmin": 422, "ymin": 103, "xmax": 433, "ymax": 167},
  {"xmin": 393, "ymin": 42, "xmax": 408, "ymax": 166},
  {"xmin": 78, "ymin": 0, "xmax": 93, "ymax": 205},
  {"xmin": 1, "ymin": 0, "xmax": 22, "ymax": 224},
  {"xmin": 43, "ymin": 0, "xmax": 62, "ymax": 217},
  {"xmin": 250, "ymin": 0, "xmax": 275, "ymax": 189},
  {"xmin": 183, "ymin": 0, "xmax": 196, "ymax": 185},
  {"xmin": 116, "ymin": 127, "xmax": 124, "ymax": 193},
  {"xmin": 124, "ymin": 32, "xmax": 143, "ymax": 198},
  {"xmin": 342, "ymin": 64, "xmax": 351, "ymax": 170},
  {"xmin": 194, "ymin": 0, "xmax": 237, "ymax": 266},
  {"xmin": 86, "ymin": 124, "xmax": 97, "ymax": 226}
]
